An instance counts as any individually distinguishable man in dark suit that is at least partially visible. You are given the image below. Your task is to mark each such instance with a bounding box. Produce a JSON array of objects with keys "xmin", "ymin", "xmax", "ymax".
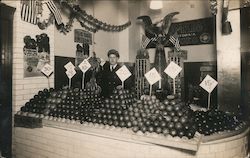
[{"xmin": 98, "ymin": 49, "xmax": 122, "ymax": 97}]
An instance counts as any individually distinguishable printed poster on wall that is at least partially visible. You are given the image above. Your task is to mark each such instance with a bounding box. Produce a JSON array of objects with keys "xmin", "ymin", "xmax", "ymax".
[{"xmin": 23, "ymin": 33, "xmax": 50, "ymax": 77}]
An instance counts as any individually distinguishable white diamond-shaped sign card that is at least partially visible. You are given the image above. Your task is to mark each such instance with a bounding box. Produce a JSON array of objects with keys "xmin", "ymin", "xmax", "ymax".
[
  {"xmin": 64, "ymin": 62, "xmax": 75, "ymax": 71},
  {"xmin": 116, "ymin": 65, "xmax": 132, "ymax": 82},
  {"xmin": 66, "ymin": 69, "xmax": 76, "ymax": 79},
  {"xmin": 145, "ymin": 68, "xmax": 161, "ymax": 85},
  {"xmin": 78, "ymin": 59, "xmax": 91, "ymax": 73},
  {"xmin": 41, "ymin": 63, "xmax": 53, "ymax": 77},
  {"xmin": 199, "ymin": 75, "xmax": 218, "ymax": 93},
  {"xmin": 100, "ymin": 58, "xmax": 106, "ymax": 66},
  {"xmin": 164, "ymin": 61, "xmax": 182, "ymax": 79}
]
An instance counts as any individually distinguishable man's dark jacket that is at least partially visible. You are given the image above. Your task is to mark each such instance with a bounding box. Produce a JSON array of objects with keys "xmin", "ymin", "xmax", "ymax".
[{"xmin": 98, "ymin": 62, "xmax": 122, "ymax": 97}]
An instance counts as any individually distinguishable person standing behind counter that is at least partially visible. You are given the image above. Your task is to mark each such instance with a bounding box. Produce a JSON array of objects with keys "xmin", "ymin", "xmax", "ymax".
[{"xmin": 98, "ymin": 49, "xmax": 122, "ymax": 97}]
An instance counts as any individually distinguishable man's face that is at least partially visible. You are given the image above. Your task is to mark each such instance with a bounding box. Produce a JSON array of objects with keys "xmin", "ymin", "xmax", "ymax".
[{"xmin": 109, "ymin": 54, "xmax": 119, "ymax": 65}]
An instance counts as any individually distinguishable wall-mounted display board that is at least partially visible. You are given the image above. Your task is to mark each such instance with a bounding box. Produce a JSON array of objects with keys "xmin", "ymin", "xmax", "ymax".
[
  {"xmin": 23, "ymin": 34, "xmax": 50, "ymax": 77},
  {"xmin": 147, "ymin": 17, "xmax": 215, "ymax": 48},
  {"xmin": 74, "ymin": 29, "xmax": 92, "ymax": 45}
]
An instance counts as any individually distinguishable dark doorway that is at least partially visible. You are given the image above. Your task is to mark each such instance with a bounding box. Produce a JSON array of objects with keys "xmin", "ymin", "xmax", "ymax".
[
  {"xmin": 184, "ymin": 62, "xmax": 217, "ymax": 109},
  {"xmin": 0, "ymin": 3, "xmax": 15, "ymax": 158}
]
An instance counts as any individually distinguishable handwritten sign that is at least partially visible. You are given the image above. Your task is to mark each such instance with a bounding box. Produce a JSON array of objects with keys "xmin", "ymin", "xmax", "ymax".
[
  {"xmin": 116, "ymin": 65, "xmax": 132, "ymax": 82},
  {"xmin": 164, "ymin": 61, "xmax": 182, "ymax": 79},
  {"xmin": 200, "ymin": 75, "xmax": 218, "ymax": 93},
  {"xmin": 41, "ymin": 63, "xmax": 53, "ymax": 77},
  {"xmin": 66, "ymin": 69, "xmax": 76, "ymax": 79},
  {"xmin": 145, "ymin": 68, "xmax": 161, "ymax": 85},
  {"xmin": 78, "ymin": 59, "xmax": 91, "ymax": 73},
  {"xmin": 74, "ymin": 29, "xmax": 92, "ymax": 45},
  {"xmin": 64, "ymin": 62, "xmax": 75, "ymax": 71}
]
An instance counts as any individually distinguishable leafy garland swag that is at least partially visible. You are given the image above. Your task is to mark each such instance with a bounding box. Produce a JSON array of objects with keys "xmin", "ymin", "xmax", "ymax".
[{"xmin": 55, "ymin": 0, "xmax": 131, "ymax": 34}]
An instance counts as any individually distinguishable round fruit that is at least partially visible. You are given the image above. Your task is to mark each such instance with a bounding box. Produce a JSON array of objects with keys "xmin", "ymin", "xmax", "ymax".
[
  {"xmin": 162, "ymin": 128, "xmax": 169, "ymax": 136},
  {"xmin": 167, "ymin": 122, "xmax": 174, "ymax": 129},
  {"xmin": 166, "ymin": 105, "xmax": 173, "ymax": 112},
  {"xmin": 163, "ymin": 100, "xmax": 170, "ymax": 105}
]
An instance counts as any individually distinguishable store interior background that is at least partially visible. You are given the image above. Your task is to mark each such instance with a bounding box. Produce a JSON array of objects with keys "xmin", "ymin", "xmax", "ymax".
[
  {"xmin": 2, "ymin": 0, "xmax": 246, "ymax": 117},
  {"xmin": 1, "ymin": 0, "xmax": 250, "ymax": 157}
]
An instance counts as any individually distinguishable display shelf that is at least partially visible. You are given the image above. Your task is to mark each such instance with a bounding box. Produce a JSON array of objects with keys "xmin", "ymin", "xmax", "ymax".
[
  {"xmin": 201, "ymin": 127, "xmax": 249, "ymax": 143},
  {"xmin": 43, "ymin": 119, "xmax": 202, "ymax": 151}
]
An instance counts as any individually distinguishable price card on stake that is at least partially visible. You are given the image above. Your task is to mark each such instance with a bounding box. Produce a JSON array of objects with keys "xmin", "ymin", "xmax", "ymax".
[
  {"xmin": 164, "ymin": 61, "xmax": 182, "ymax": 95},
  {"xmin": 199, "ymin": 75, "xmax": 218, "ymax": 109},
  {"xmin": 78, "ymin": 59, "xmax": 91, "ymax": 89},
  {"xmin": 66, "ymin": 69, "xmax": 76, "ymax": 88},
  {"xmin": 164, "ymin": 61, "xmax": 182, "ymax": 79},
  {"xmin": 64, "ymin": 62, "xmax": 75, "ymax": 71},
  {"xmin": 41, "ymin": 63, "xmax": 53, "ymax": 88},
  {"xmin": 116, "ymin": 65, "xmax": 132, "ymax": 88},
  {"xmin": 79, "ymin": 59, "xmax": 91, "ymax": 73},
  {"xmin": 41, "ymin": 63, "xmax": 53, "ymax": 77},
  {"xmin": 145, "ymin": 68, "xmax": 161, "ymax": 96}
]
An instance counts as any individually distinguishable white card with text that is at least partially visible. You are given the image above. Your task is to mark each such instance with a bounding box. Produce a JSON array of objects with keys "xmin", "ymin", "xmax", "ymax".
[
  {"xmin": 64, "ymin": 62, "xmax": 75, "ymax": 71},
  {"xmin": 116, "ymin": 65, "xmax": 132, "ymax": 82},
  {"xmin": 145, "ymin": 68, "xmax": 161, "ymax": 85},
  {"xmin": 78, "ymin": 59, "xmax": 91, "ymax": 73},
  {"xmin": 200, "ymin": 75, "xmax": 218, "ymax": 93},
  {"xmin": 41, "ymin": 63, "xmax": 53, "ymax": 77},
  {"xmin": 66, "ymin": 69, "xmax": 76, "ymax": 79},
  {"xmin": 164, "ymin": 61, "xmax": 182, "ymax": 79}
]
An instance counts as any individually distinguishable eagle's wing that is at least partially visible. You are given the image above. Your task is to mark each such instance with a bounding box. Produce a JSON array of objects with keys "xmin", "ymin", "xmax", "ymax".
[{"xmin": 162, "ymin": 12, "xmax": 179, "ymax": 35}]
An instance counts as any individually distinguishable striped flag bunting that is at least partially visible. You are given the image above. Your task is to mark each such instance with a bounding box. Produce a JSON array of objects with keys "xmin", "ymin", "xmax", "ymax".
[
  {"xmin": 21, "ymin": 0, "xmax": 38, "ymax": 25},
  {"xmin": 169, "ymin": 31, "xmax": 181, "ymax": 51},
  {"xmin": 45, "ymin": 0, "xmax": 62, "ymax": 25},
  {"xmin": 141, "ymin": 34, "xmax": 151, "ymax": 49}
]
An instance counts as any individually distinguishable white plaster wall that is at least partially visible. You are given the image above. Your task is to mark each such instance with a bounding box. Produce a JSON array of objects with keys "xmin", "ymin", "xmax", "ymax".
[
  {"xmin": 54, "ymin": 1, "xmax": 94, "ymax": 58},
  {"xmin": 92, "ymin": 0, "xmax": 120, "ymax": 61}
]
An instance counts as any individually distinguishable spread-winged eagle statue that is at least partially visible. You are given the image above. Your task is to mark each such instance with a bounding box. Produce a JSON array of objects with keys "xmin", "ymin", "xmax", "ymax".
[
  {"xmin": 137, "ymin": 12, "xmax": 179, "ymax": 45},
  {"xmin": 137, "ymin": 12, "xmax": 180, "ymax": 94}
]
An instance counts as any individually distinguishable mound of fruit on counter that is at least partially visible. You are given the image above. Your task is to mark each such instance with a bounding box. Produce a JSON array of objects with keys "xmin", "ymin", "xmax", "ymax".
[
  {"xmin": 90, "ymin": 89, "xmax": 136, "ymax": 126},
  {"xmin": 45, "ymin": 87, "xmax": 102, "ymax": 121},
  {"xmin": 129, "ymin": 95, "xmax": 196, "ymax": 138},
  {"xmin": 19, "ymin": 88, "xmax": 52, "ymax": 115},
  {"xmin": 194, "ymin": 109, "xmax": 244, "ymax": 136}
]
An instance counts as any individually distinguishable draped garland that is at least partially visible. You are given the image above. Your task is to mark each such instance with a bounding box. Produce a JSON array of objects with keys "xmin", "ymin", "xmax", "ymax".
[
  {"xmin": 55, "ymin": 0, "xmax": 131, "ymax": 34},
  {"xmin": 210, "ymin": 0, "xmax": 217, "ymax": 15}
]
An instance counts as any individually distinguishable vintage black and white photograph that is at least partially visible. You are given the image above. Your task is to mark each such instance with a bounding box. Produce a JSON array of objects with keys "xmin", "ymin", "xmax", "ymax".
[{"xmin": 0, "ymin": 0, "xmax": 250, "ymax": 158}]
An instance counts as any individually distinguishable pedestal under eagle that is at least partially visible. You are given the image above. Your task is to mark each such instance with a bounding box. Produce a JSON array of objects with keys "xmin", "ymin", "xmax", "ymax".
[{"xmin": 137, "ymin": 12, "xmax": 180, "ymax": 98}]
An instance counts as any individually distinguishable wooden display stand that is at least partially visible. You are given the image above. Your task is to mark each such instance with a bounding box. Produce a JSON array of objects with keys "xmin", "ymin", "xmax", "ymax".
[{"xmin": 168, "ymin": 49, "xmax": 187, "ymax": 99}]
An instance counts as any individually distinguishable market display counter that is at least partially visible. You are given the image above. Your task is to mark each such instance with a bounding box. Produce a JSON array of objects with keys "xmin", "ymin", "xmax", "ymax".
[{"xmin": 13, "ymin": 119, "xmax": 249, "ymax": 158}]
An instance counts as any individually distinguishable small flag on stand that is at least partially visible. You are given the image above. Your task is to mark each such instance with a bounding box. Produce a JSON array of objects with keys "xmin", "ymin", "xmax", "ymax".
[
  {"xmin": 169, "ymin": 31, "xmax": 181, "ymax": 51},
  {"xmin": 141, "ymin": 34, "xmax": 151, "ymax": 49},
  {"xmin": 45, "ymin": 0, "xmax": 63, "ymax": 25},
  {"xmin": 21, "ymin": 0, "xmax": 38, "ymax": 25}
]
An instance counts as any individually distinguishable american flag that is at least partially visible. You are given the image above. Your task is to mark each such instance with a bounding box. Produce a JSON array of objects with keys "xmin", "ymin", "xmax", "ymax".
[
  {"xmin": 169, "ymin": 32, "xmax": 181, "ymax": 51},
  {"xmin": 46, "ymin": 0, "xmax": 62, "ymax": 25},
  {"xmin": 141, "ymin": 34, "xmax": 151, "ymax": 49},
  {"xmin": 21, "ymin": 0, "xmax": 38, "ymax": 25}
]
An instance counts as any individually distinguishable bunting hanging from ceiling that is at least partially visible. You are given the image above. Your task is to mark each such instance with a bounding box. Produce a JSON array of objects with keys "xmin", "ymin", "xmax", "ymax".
[
  {"xmin": 20, "ymin": 0, "xmax": 131, "ymax": 34},
  {"xmin": 57, "ymin": 0, "xmax": 131, "ymax": 34}
]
